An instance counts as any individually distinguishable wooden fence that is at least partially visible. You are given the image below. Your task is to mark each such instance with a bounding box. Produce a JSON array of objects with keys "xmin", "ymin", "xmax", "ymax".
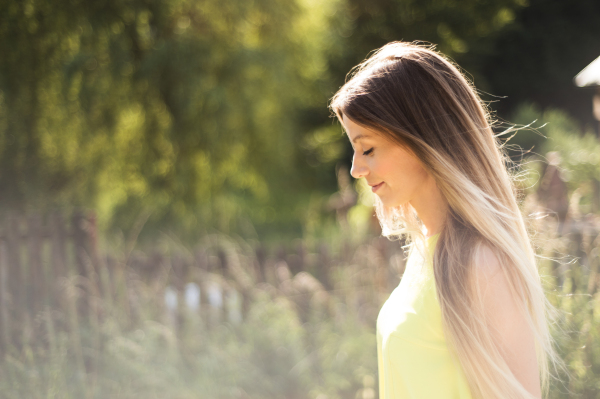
[
  {"xmin": 0, "ymin": 211, "xmax": 98, "ymax": 351},
  {"xmin": 0, "ymin": 209, "xmax": 406, "ymax": 360},
  {"xmin": 1, "ymin": 207, "xmax": 599, "ymax": 362}
]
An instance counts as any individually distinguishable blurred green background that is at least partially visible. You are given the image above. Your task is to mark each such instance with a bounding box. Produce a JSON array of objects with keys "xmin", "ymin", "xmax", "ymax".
[
  {"xmin": 1, "ymin": 0, "xmax": 599, "ymax": 242},
  {"xmin": 1, "ymin": 0, "xmax": 600, "ymax": 398}
]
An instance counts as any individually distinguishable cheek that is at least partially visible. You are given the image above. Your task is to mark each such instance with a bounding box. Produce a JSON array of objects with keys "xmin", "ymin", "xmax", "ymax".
[
  {"xmin": 377, "ymin": 159, "xmax": 401, "ymax": 179},
  {"xmin": 386, "ymin": 151, "xmax": 426, "ymax": 183},
  {"xmin": 408, "ymin": 161, "xmax": 428, "ymax": 179}
]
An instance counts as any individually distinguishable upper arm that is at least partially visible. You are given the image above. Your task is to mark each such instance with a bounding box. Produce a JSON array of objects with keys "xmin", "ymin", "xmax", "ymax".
[{"xmin": 473, "ymin": 246, "xmax": 541, "ymax": 398}]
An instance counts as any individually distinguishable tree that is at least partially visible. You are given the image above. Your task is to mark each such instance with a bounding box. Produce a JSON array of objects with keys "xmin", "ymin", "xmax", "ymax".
[{"xmin": 0, "ymin": 0, "xmax": 340, "ymax": 240}]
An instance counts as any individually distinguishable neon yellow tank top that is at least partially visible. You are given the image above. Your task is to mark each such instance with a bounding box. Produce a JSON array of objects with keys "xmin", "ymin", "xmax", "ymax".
[{"xmin": 376, "ymin": 233, "xmax": 473, "ymax": 398}]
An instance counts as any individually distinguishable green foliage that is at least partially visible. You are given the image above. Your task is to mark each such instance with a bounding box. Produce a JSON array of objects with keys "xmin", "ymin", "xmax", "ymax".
[
  {"xmin": 1, "ymin": 0, "xmax": 599, "ymax": 242},
  {"xmin": 534, "ymin": 233, "xmax": 600, "ymax": 399},
  {"xmin": 0, "ymin": 0, "xmax": 344, "ymax": 240},
  {"xmin": 0, "ymin": 216, "xmax": 599, "ymax": 398},
  {"xmin": 510, "ymin": 103, "xmax": 600, "ymax": 213},
  {"xmin": 328, "ymin": 0, "xmax": 529, "ymax": 89},
  {"xmin": 0, "ymin": 280, "xmax": 376, "ymax": 398}
]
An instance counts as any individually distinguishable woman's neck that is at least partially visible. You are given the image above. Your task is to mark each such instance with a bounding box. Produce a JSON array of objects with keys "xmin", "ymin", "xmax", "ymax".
[{"xmin": 411, "ymin": 176, "xmax": 448, "ymax": 239}]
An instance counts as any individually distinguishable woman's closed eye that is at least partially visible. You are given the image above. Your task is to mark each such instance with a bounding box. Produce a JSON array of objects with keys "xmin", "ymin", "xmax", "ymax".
[{"xmin": 363, "ymin": 148, "xmax": 374, "ymax": 156}]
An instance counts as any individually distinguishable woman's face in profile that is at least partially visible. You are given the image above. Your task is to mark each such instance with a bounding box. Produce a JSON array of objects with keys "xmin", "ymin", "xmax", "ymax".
[{"xmin": 342, "ymin": 114, "xmax": 430, "ymax": 209}]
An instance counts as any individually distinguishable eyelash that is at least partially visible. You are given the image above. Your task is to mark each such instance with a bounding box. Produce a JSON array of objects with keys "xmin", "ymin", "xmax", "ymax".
[{"xmin": 363, "ymin": 148, "xmax": 374, "ymax": 156}]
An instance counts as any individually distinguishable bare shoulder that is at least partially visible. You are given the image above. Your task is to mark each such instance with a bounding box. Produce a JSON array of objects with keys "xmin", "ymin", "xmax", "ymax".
[
  {"xmin": 471, "ymin": 243, "xmax": 542, "ymax": 397},
  {"xmin": 471, "ymin": 243, "xmax": 524, "ymax": 336}
]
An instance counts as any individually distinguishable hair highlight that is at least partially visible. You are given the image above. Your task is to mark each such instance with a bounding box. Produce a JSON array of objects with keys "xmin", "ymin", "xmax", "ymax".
[{"xmin": 330, "ymin": 41, "xmax": 568, "ymax": 399}]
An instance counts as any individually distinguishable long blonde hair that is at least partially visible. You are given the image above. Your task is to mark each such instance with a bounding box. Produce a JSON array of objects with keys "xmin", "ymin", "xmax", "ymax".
[{"xmin": 330, "ymin": 41, "xmax": 566, "ymax": 399}]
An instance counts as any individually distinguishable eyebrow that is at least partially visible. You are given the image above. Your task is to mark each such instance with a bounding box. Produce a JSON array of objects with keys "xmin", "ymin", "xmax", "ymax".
[{"xmin": 352, "ymin": 134, "xmax": 371, "ymax": 144}]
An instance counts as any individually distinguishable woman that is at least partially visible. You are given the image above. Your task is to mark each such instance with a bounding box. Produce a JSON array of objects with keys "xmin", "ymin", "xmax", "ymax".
[{"xmin": 330, "ymin": 42, "xmax": 565, "ymax": 399}]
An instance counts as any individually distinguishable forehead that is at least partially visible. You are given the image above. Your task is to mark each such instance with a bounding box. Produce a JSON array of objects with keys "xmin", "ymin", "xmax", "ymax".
[{"xmin": 341, "ymin": 114, "xmax": 380, "ymax": 144}]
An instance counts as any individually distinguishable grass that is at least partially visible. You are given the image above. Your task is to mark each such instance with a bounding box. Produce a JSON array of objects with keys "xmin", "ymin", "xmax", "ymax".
[{"xmin": 0, "ymin": 198, "xmax": 599, "ymax": 398}]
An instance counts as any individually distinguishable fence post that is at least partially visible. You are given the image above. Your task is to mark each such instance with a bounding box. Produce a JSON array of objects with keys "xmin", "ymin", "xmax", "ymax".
[
  {"xmin": 195, "ymin": 249, "xmax": 211, "ymax": 330},
  {"xmin": 71, "ymin": 210, "xmax": 92, "ymax": 316},
  {"xmin": 172, "ymin": 254, "xmax": 185, "ymax": 336},
  {"xmin": 6, "ymin": 214, "xmax": 23, "ymax": 335},
  {"xmin": 87, "ymin": 211, "xmax": 101, "ymax": 289},
  {"xmin": 0, "ymin": 238, "xmax": 9, "ymax": 356},
  {"xmin": 27, "ymin": 213, "xmax": 44, "ymax": 316},
  {"xmin": 50, "ymin": 211, "xmax": 67, "ymax": 309},
  {"xmin": 83, "ymin": 211, "xmax": 102, "ymax": 309},
  {"xmin": 255, "ymin": 245, "xmax": 267, "ymax": 283},
  {"xmin": 317, "ymin": 244, "xmax": 332, "ymax": 291},
  {"xmin": 215, "ymin": 250, "xmax": 229, "ymax": 323},
  {"xmin": 71, "ymin": 211, "xmax": 88, "ymax": 279}
]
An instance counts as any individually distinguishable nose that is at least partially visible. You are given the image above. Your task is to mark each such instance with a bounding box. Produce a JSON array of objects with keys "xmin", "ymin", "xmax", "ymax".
[{"xmin": 350, "ymin": 153, "xmax": 369, "ymax": 179}]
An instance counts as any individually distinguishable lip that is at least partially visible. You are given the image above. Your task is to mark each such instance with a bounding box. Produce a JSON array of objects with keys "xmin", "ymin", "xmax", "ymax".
[{"xmin": 369, "ymin": 182, "xmax": 384, "ymax": 193}]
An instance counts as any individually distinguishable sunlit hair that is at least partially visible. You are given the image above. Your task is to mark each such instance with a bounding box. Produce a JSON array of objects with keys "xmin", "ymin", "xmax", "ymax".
[{"xmin": 330, "ymin": 41, "xmax": 566, "ymax": 399}]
